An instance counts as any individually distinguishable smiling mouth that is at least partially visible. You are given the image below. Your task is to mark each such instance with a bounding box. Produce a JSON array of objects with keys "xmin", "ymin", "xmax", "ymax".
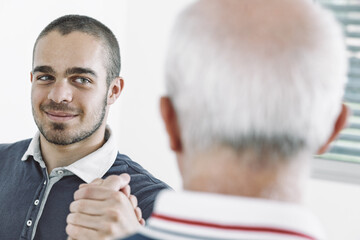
[{"xmin": 45, "ymin": 111, "xmax": 79, "ymax": 122}]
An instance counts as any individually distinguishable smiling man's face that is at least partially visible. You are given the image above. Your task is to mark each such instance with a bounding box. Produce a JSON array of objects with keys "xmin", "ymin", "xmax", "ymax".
[{"xmin": 31, "ymin": 30, "xmax": 109, "ymax": 145}]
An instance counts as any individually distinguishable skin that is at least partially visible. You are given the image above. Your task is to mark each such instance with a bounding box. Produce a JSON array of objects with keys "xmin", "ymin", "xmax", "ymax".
[
  {"xmin": 31, "ymin": 31, "xmax": 122, "ymax": 173},
  {"xmin": 67, "ymin": 174, "xmax": 144, "ymax": 240},
  {"xmin": 31, "ymin": 31, "xmax": 143, "ymax": 239},
  {"xmin": 160, "ymin": 96, "xmax": 349, "ymax": 202}
]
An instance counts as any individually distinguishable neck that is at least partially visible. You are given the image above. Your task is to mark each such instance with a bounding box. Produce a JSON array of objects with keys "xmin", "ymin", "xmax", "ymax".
[
  {"xmin": 181, "ymin": 147, "xmax": 310, "ymax": 203},
  {"xmin": 40, "ymin": 125, "xmax": 107, "ymax": 173}
]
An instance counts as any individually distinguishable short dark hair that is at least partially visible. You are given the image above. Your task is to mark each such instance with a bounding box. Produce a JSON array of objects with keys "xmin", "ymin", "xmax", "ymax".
[{"xmin": 33, "ymin": 14, "xmax": 120, "ymax": 87}]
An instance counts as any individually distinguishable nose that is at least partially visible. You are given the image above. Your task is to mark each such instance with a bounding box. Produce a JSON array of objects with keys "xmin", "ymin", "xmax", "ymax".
[{"xmin": 48, "ymin": 80, "xmax": 73, "ymax": 103}]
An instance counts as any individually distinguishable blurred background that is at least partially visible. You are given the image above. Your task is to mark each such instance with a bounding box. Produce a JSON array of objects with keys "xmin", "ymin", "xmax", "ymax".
[{"xmin": 0, "ymin": 1, "xmax": 359, "ymax": 239}]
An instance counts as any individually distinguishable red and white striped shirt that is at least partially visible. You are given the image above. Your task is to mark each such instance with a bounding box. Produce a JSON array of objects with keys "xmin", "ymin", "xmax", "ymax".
[{"xmin": 134, "ymin": 190, "xmax": 326, "ymax": 240}]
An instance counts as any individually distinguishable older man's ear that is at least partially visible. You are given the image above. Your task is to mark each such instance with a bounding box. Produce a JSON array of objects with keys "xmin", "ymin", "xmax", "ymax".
[
  {"xmin": 317, "ymin": 103, "xmax": 349, "ymax": 155},
  {"xmin": 160, "ymin": 97, "xmax": 183, "ymax": 153}
]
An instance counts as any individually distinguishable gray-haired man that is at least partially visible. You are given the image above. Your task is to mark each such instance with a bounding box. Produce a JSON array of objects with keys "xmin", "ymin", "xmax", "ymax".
[{"xmin": 123, "ymin": 0, "xmax": 348, "ymax": 239}]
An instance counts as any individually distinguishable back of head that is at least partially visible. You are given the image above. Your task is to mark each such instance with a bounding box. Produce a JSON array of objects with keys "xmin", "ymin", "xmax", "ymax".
[
  {"xmin": 33, "ymin": 15, "xmax": 120, "ymax": 86},
  {"xmin": 166, "ymin": 0, "xmax": 347, "ymax": 160}
]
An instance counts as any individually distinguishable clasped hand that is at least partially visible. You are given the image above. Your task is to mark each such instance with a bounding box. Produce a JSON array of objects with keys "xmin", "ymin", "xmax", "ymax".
[{"xmin": 66, "ymin": 173, "xmax": 144, "ymax": 240}]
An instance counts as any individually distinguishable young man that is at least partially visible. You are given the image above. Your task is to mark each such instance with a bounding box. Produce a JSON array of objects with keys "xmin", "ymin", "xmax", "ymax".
[
  {"xmin": 123, "ymin": 0, "xmax": 348, "ymax": 239},
  {"xmin": 0, "ymin": 15, "xmax": 168, "ymax": 240}
]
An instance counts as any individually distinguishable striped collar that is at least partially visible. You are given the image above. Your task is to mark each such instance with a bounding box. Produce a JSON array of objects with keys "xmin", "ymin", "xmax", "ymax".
[
  {"xmin": 21, "ymin": 126, "xmax": 118, "ymax": 183},
  {"xmin": 140, "ymin": 190, "xmax": 326, "ymax": 240}
]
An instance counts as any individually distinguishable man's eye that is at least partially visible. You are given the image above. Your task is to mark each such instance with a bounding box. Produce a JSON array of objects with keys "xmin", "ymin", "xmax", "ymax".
[
  {"xmin": 37, "ymin": 75, "xmax": 54, "ymax": 81},
  {"xmin": 74, "ymin": 77, "xmax": 91, "ymax": 84}
]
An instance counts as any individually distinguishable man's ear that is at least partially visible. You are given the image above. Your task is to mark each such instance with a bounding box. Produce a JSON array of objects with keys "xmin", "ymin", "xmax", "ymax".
[
  {"xmin": 317, "ymin": 103, "xmax": 349, "ymax": 154},
  {"xmin": 160, "ymin": 96, "xmax": 182, "ymax": 153},
  {"xmin": 107, "ymin": 77, "xmax": 124, "ymax": 105},
  {"xmin": 30, "ymin": 72, "xmax": 33, "ymax": 83}
]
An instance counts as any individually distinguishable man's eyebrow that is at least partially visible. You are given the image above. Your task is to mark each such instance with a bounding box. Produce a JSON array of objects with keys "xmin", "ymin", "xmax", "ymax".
[
  {"xmin": 65, "ymin": 67, "xmax": 97, "ymax": 77},
  {"xmin": 32, "ymin": 66, "xmax": 56, "ymax": 74}
]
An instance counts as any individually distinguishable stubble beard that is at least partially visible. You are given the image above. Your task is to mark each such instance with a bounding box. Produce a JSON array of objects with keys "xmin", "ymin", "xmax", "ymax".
[{"xmin": 32, "ymin": 97, "xmax": 107, "ymax": 146}]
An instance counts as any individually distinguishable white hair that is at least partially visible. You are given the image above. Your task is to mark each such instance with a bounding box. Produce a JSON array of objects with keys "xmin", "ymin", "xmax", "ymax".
[{"xmin": 165, "ymin": 0, "xmax": 348, "ymax": 158}]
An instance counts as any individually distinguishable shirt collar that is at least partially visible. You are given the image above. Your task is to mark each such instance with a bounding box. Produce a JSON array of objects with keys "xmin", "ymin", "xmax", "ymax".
[
  {"xmin": 21, "ymin": 126, "xmax": 118, "ymax": 183},
  {"xmin": 148, "ymin": 190, "xmax": 327, "ymax": 240},
  {"xmin": 21, "ymin": 131, "xmax": 45, "ymax": 166}
]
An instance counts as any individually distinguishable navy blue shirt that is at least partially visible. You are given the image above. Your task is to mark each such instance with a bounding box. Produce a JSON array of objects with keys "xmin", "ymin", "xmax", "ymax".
[{"xmin": 0, "ymin": 139, "xmax": 169, "ymax": 240}]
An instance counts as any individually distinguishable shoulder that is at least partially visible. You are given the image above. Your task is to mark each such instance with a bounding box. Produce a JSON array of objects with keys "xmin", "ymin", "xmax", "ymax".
[
  {"xmin": 106, "ymin": 152, "xmax": 170, "ymax": 193},
  {"xmin": 107, "ymin": 153, "xmax": 170, "ymax": 187},
  {"xmin": 0, "ymin": 138, "xmax": 31, "ymax": 154},
  {"xmin": 0, "ymin": 139, "xmax": 32, "ymax": 169}
]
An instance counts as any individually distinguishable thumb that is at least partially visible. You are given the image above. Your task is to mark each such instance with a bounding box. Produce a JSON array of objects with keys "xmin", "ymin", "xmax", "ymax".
[
  {"xmin": 101, "ymin": 173, "xmax": 131, "ymax": 191},
  {"xmin": 78, "ymin": 178, "xmax": 103, "ymax": 189}
]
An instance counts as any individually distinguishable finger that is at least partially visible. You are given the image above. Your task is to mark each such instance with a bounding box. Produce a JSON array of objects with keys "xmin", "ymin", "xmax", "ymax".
[
  {"xmin": 134, "ymin": 207, "xmax": 142, "ymax": 222},
  {"xmin": 67, "ymin": 209, "xmax": 134, "ymax": 232},
  {"xmin": 120, "ymin": 185, "xmax": 130, "ymax": 198},
  {"xmin": 100, "ymin": 174, "xmax": 130, "ymax": 190},
  {"xmin": 90, "ymin": 178, "xmax": 103, "ymax": 185},
  {"xmin": 139, "ymin": 218, "xmax": 145, "ymax": 226},
  {"xmin": 79, "ymin": 178, "xmax": 103, "ymax": 189},
  {"xmin": 70, "ymin": 192, "xmax": 130, "ymax": 215},
  {"xmin": 78, "ymin": 178, "xmax": 103, "ymax": 189},
  {"xmin": 66, "ymin": 223, "xmax": 99, "ymax": 240},
  {"xmin": 79, "ymin": 183, "xmax": 88, "ymax": 189},
  {"xmin": 70, "ymin": 199, "xmax": 104, "ymax": 215},
  {"xmin": 74, "ymin": 186, "xmax": 119, "ymax": 201},
  {"xmin": 67, "ymin": 212, "xmax": 106, "ymax": 231},
  {"xmin": 129, "ymin": 195, "xmax": 138, "ymax": 209}
]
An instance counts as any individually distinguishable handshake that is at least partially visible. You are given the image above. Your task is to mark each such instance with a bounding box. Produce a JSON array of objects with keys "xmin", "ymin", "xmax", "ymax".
[{"xmin": 66, "ymin": 174, "xmax": 144, "ymax": 240}]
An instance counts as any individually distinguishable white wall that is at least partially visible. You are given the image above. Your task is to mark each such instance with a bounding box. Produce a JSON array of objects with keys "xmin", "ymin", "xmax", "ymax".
[
  {"xmin": 115, "ymin": 0, "xmax": 193, "ymax": 191},
  {"xmin": 306, "ymin": 179, "xmax": 360, "ymax": 240},
  {"xmin": 0, "ymin": 0, "xmax": 128, "ymax": 143},
  {"xmin": 0, "ymin": 1, "xmax": 359, "ymax": 240}
]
